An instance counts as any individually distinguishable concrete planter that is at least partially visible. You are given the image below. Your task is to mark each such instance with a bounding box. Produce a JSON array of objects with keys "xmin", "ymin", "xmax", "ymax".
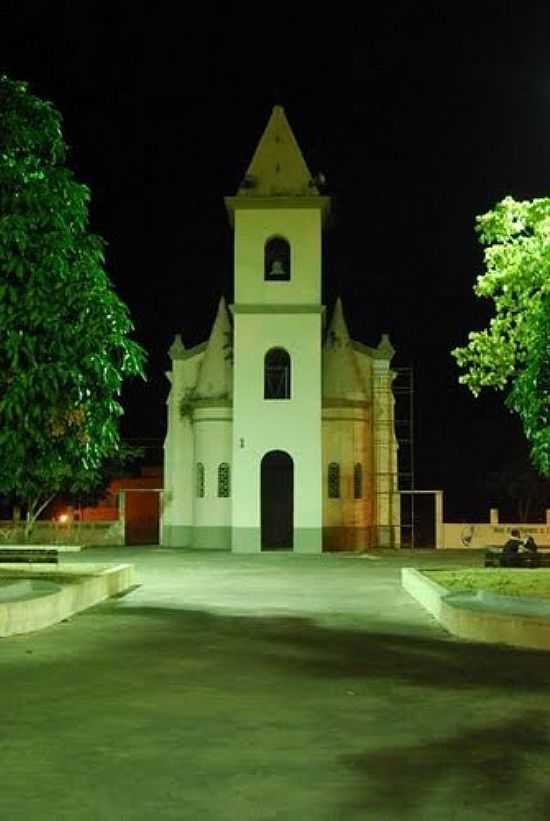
[
  {"xmin": 0, "ymin": 563, "xmax": 136, "ymax": 637},
  {"xmin": 402, "ymin": 567, "xmax": 550, "ymax": 652}
]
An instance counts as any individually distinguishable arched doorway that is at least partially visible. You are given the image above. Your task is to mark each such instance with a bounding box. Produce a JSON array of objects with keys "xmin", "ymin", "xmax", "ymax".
[{"xmin": 261, "ymin": 450, "xmax": 294, "ymax": 550}]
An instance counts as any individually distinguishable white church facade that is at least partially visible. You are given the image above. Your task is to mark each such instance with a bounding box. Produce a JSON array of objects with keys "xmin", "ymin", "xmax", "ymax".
[{"xmin": 162, "ymin": 106, "xmax": 400, "ymax": 552}]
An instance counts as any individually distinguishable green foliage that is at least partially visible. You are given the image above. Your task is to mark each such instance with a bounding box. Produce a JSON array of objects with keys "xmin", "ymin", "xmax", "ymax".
[
  {"xmin": 0, "ymin": 76, "xmax": 146, "ymax": 527},
  {"xmin": 453, "ymin": 196, "xmax": 550, "ymax": 475}
]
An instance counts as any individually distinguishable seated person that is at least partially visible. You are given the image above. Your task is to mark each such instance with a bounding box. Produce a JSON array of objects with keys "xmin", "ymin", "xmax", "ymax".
[
  {"xmin": 500, "ymin": 529, "xmax": 524, "ymax": 567},
  {"xmin": 523, "ymin": 535, "xmax": 538, "ymax": 553}
]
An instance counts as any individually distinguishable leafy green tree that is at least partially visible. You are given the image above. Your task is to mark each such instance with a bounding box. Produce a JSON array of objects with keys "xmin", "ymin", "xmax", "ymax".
[
  {"xmin": 453, "ymin": 196, "xmax": 550, "ymax": 476},
  {"xmin": 0, "ymin": 77, "xmax": 145, "ymax": 539}
]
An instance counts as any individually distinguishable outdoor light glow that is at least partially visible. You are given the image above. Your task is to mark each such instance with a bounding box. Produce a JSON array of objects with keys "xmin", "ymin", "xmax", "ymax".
[{"xmin": 58, "ymin": 513, "xmax": 69, "ymax": 523}]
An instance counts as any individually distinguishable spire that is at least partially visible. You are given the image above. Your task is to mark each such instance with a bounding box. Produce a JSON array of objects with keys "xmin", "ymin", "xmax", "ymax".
[
  {"xmin": 236, "ymin": 105, "xmax": 318, "ymax": 198},
  {"xmin": 168, "ymin": 334, "xmax": 186, "ymax": 360},
  {"xmin": 323, "ymin": 298, "xmax": 367, "ymax": 400},
  {"xmin": 195, "ymin": 297, "xmax": 233, "ymax": 399},
  {"xmin": 375, "ymin": 333, "xmax": 395, "ymax": 361}
]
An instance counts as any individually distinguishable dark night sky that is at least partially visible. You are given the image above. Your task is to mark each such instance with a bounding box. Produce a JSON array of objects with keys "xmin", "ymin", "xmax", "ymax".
[{"xmin": 2, "ymin": 2, "xmax": 549, "ymax": 518}]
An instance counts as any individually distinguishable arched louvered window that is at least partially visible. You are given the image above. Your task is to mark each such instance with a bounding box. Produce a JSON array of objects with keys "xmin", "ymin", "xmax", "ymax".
[
  {"xmin": 353, "ymin": 463, "xmax": 363, "ymax": 499},
  {"xmin": 196, "ymin": 463, "xmax": 205, "ymax": 498},
  {"xmin": 218, "ymin": 463, "xmax": 231, "ymax": 498},
  {"xmin": 328, "ymin": 463, "xmax": 340, "ymax": 499},
  {"xmin": 264, "ymin": 236, "xmax": 291, "ymax": 281},
  {"xmin": 264, "ymin": 348, "xmax": 291, "ymax": 399}
]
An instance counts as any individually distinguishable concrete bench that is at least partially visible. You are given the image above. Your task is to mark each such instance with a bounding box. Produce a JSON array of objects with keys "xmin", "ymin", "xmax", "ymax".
[{"xmin": 0, "ymin": 548, "xmax": 59, "ymax": 564}]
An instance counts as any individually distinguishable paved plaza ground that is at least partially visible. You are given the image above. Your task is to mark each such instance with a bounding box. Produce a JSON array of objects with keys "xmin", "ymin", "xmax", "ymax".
[{"xmin": 2, "ymin": 546, "xmax": 550, "ymax": 820}]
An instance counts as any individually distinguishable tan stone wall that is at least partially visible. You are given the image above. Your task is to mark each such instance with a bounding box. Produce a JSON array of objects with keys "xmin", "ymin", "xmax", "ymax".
[
  {"xmin": 322, "ymin": 406, "xmax": 375, "ymax": 550},
  {"xmin": 442, "ymin": 522, "xmax": 550, "ymax": 549}
]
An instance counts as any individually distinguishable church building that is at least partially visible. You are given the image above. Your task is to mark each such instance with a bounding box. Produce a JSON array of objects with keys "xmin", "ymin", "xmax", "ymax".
[{"xmin": 162, "ymin": 106, "xmax": 400, "ymax": 552}]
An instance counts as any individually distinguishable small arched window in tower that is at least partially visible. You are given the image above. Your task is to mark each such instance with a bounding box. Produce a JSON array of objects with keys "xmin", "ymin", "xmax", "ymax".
[
  {"xmin": 264, "ymin": 236, "xmax": 291, "ymax": 281},
  {"xmin": 353, "ymin": 463, "xmax": 363, "ymax": 499},
  {"xmin": 328, "ymin": 463, "xmax": 340, "ymax": 499},
  {"xmin": 264, "ymin": 348, "xmax": 291, "ymax": 399},
  {"xmin": 196, "ymin": 462, "xmax": 205, "ymax": 498},
  {"xmin": 218, "ymin": 463, "xmax": 231, "ymax": 498}
]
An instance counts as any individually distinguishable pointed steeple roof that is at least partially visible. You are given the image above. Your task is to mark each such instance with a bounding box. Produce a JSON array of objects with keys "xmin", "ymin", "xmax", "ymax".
[
  {"xmin": 374, "ymin": 333, "xmax": 395, "ymax": 361},
  {"xmin": 237, "ymin": 105, "xmax": 318, "ymax": 198},
  {"xmin": 195, "ymin": 297, "xmax": 233, "ymax": 400},
  {"xmin": 168, "ymin": 334, "xmax": 186, "ymax": 360},
  {"xmin": 323, "ymin": 298, "xmax": 367, "ymax": 400}
]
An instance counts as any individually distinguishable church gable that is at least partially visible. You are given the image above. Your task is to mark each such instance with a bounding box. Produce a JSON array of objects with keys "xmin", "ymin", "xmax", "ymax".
[
  {"xmin": 166, "ymin": 298, "xmax": 233, "ymax": 411},
  {"xmin": 322, "ymin": 298, "xmax": 368, "ymax": 401},
  {"xmin": 195, "ymin": 297, "xmax": 233, "ymax": 400},
  {"xmin": 167, "ymin": 336, "xmax": 206, "ymax": 396}
]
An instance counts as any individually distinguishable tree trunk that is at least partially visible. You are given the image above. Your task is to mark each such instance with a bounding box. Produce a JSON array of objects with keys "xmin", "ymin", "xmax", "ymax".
[
  {"xmin": 24, "ymin": 510, "xmax": 34, "ymax": 543},
  {"xmin": 23, "ymin": 496, "xmax": 56, "ymax": 543}
]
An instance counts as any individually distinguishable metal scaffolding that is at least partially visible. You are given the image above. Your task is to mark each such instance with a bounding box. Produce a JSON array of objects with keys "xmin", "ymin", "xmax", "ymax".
[
  {"xmin": 393, "ymin": 367, "xmax": 416, "ymax": 547},
  {"xmin": 373, "ymin": 366, "xmax": 416, "ymax": 547}
]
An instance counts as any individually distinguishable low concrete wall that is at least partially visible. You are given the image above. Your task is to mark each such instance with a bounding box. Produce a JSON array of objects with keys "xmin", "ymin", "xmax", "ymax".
[
  {"xmin": 1, "ymin": 544, "xmax": 83, "ymax": 553},
  {"xmin": 401, "ymin": 567, "xmax": 448, "ymax": 621},
  {"xmin": 402, "ymin": 567, "xmax": 550, "ymax": 652},
  {"xmin": 0, "ymin": 563, "xmax": 136, "ymax": 637},
  {"xmin": 0, "ymin": 579, "xmax": 59, "ymax": 603},
  {"xmin": 0, "ymin": 521, "xmax": 124, "ymax": 546}
]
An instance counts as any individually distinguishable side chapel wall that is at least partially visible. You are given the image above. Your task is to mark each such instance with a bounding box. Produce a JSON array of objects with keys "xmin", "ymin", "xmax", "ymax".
[
  {"xmin": 192, "ymin": 405, "xmax": 232, "ymax": 549},
  {"xmin": 162, "ymin": 352, "xmax": 203, "ymax": 547},
  {"xmin": 322, "ymin": 406, "xmax": 375, "ymax": 549}
]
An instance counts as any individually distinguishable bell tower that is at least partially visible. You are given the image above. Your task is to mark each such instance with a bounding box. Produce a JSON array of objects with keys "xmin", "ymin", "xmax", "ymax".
[{"xmin": 225, "ymin": 106, "xmax": 330, "ymax": 553}]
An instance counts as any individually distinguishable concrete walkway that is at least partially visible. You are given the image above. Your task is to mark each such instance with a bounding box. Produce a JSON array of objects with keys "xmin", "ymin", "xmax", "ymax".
[{"xmin": 2, "ymin": 547, "xmax": 550, "ymax": 821}]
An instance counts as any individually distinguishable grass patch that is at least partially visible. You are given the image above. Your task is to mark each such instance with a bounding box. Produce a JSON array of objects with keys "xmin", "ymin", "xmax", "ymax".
[{"xmin": 424, "ymin": 569, "xmax": 550, "ymax": 600}]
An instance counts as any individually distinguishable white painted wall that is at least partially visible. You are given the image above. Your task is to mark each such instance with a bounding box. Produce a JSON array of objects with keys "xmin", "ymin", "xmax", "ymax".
[
  {"xmin": 231, "ymin": 312, "xmax": 322, "ymax": 543},
  {"xmin": 162, "ymin": 354, "xmax": 203, "ymax": 544},
  {"xmin": 233, "ymin": 208, "xmax": 322, "ymax": 305},
  {"xmin": 192, "ymin": 406, "xmax": 232, "ymax": 532}
]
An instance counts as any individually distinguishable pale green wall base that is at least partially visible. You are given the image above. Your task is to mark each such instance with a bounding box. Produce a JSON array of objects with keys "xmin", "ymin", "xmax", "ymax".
[
  {"xmin": 162, "ymin": 525, "xmax": 232, "ymax": 550},
  {"xmin": 162, "ymin": 525, "xmax": 192, "ymax": 548},
  {"xmin": 294, "ymin": 528, "xmax": 322, "ymax": 553},
  {"xmin": 192, "ymin": 526, "xmax": 232, "ymax": 550},
  {"xmin": 164, "ymin": 524, "xmax": 385, "ymax": 552},
  {"xmin": 232, "ymin": 528, "xmax": 261, "ymax": 553},
  {"xmin": 231, "ymin": 528, "xmax": 322, "ymax": 553},
  {"xmin": 162, "ymin": 525, "xmax": 388, "ymax": 553}
]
